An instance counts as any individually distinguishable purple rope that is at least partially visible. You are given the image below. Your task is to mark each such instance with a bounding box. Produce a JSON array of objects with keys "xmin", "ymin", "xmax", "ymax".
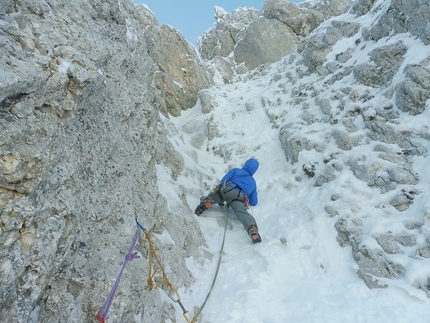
[{"xmin": 97, "ymin": 221, "xmax": 142, "ymax": 322}]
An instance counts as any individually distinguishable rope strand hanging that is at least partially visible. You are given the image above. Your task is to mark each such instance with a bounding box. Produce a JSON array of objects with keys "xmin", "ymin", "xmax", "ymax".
[
  {"xmin": 143, "ymin": 226, "xmax": 191, "ymax": 322},
  {"xmin": 191, "ymin": 204, "xmax": 229, "ymax": 322},
  {"xmin": 96, "ymin": 210, "xmax": 229, "ymax": 323}
]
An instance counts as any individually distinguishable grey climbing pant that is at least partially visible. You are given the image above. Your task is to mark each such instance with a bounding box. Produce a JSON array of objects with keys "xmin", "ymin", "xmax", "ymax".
[{"xmin": 201, "ymin": 185, "xmax": 257, "ymax": 232}]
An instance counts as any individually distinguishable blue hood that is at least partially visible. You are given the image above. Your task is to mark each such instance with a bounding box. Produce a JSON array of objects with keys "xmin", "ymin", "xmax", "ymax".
[{"xmin": 242, "ymin": 158, "xmax": 259, "ymax": 176}]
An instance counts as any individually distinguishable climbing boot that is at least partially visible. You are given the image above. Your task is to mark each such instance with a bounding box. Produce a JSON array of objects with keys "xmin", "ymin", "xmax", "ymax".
[
  {"xmin": 194, "ymin": 198, "xmax": 214, "ymax": 216},
  {"xmin": 248, "ymin": 225, "xmax": 262, "ymax": 244}
]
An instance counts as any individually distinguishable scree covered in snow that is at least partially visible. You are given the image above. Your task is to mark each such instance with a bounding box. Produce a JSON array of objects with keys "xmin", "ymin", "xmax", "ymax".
[{"xmin": 153, "ymin": 3, "xmax": 430, "ymax": 323}]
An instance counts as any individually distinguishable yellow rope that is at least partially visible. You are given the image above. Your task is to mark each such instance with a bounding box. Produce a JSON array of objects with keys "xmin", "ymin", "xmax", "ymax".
[{"xmin": 144, "ymin": 229, "xmax": 192, "ymax": 322}]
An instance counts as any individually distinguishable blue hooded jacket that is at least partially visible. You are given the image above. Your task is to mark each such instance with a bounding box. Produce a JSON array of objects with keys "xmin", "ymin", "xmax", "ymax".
[{"xmin": 220, "ymin": 158, "xmax": 259, "ymax": 206}]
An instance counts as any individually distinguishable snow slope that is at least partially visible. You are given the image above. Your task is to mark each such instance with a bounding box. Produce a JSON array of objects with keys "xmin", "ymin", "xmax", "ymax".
[{"xmin": 159, "ymin": 80, "xmax": 430, "ymax": 323}]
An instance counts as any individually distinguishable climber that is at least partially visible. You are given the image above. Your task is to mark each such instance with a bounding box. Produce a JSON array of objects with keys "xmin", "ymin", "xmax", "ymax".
[{"xmin": 195, "ymin": 158, "xmax": 261, "ymax": 243}]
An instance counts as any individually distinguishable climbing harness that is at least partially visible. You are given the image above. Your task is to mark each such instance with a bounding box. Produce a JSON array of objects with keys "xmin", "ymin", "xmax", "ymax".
[
  {"xmin": 96, "ymin": 219, "xmax": 144, "ymax": 323},
  {"xmin": 222, "ymin": 173, "xmax": 251, "ymax": 204},
  {"xmin": 96, "ymin": 210, "xmax": 229, "ymax": 323}
]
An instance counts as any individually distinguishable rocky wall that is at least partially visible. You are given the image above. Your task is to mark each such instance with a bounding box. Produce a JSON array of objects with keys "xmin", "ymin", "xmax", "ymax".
[{"xmin": 0, "ymin": 0, "xmax": 206, "ymax": 321}]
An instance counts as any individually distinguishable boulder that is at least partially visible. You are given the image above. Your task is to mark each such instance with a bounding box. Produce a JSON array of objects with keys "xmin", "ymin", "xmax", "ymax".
[
  {"xmin": 234, "ymin": 17, "xmax": 299, "ymax": 70},
  {"xmin": 262, "ymin": 0, "xmax": 324, "ymax": 37}
]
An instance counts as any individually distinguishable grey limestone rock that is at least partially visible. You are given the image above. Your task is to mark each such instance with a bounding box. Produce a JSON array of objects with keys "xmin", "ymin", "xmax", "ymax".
[
  {"xmin": 396, "ymin": 63, "xmax": 430, "ymax": 116},
  {"xmin": 279, "ymin": 127, "xmax": 326, "ymax": 165},
  {"xmin": 362, "ymin": 0, "xmax": 430, "ymax": 45},
  {"xmin": 376, "ymin": 234, "xmax": 401, "ymax": 254},
  {"xmin": 315, "ymin": 96, "xmax": 333, "ymax": 115},
  {"xmin": 207, "ymin": 56, "xmax": 240, "ymax": 84},
  {"xmin": 353, "ymin": 42, "xmax": 408, "ymax": 87},
  {"xmin": 275, "ymin": 0, "xmax": 430, "ymax": 296},
  {"xmin": 144, "ymin": 25, "xmax": 213, "ymax": 117},
  {"xmin": 396, "ymin": 234, "xmax": 417, "ymax": 247},
  {"xmin": 390, "ymin": 190, "xmax": 416, "ymax": 211},
  {"xmin": 0, "ymin": 0, "xmax": 206, "ymax": 321},
  {"xmin": 332, "ymin": 130, "xmax": 368, "ymax": 151},
  {"xmin": 297, "ymin": 20, "xmax": 360, "ymax": 74},
  {"xmin": 314, "ymin": 164, "xmax": 337, "ymax": 186},
  {"xmin": 417, "ymin": 247, "xmax": 430, "ymax": 259},
  {"xmin": 350, "ymin": 0, "xmax": 378, "ymax": 16},
  {"xmin": 354, "ymin": 247, "xmax": 405, "ymax": 288},
  {"xmin": 325, "ymin": 205, "xmax": 339, "ymax": 217},
  {"xmin": 198, "ymin": 89, "xmax": 219, "ymax": 114},
  {"xmin": 263, "ymin": 0, "xmax": 355, "ymax": 37},
  {"xmin": 234, "ymin": 17, "xmax": 299, "ymax": 70},
  {"xmin": 315, "ymin": 0, "xmax": 356, "ymax": 17},
  {"xmin": 347, "ymin": 155, "xmax": 376, "ymax": 182},
  {"xmin": 2, "ymin": 0, "xmax": 430, "ymax": 319},
  {"xmin": 197, "ymin": 6, "xmax": 260, "ymax": 61},
  {"xmin": 262, "ymin": 0, "xmax": 324, "ymax": 37},
  {"xmin": 199, "ymin": 0, "xmax": 355, "ymax": 71},
  {"xmin": 366, "ymin": 117, "xmax": 427, "ymax": 156}
]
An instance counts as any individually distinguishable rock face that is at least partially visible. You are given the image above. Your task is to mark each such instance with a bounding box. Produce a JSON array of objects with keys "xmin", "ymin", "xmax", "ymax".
[
  {"xmin": 0, "ymin": 0, "xmax": 206, "ymax": 322},
  {"xmin": 145, "ymin": 25, "xmax": 212, "ymax": 117}
]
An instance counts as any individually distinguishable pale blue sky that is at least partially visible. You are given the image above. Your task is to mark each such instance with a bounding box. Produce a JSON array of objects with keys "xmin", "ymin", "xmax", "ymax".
[{"xmin": 133, "ymin": 0, "xmax": 303, "ymax": 48}]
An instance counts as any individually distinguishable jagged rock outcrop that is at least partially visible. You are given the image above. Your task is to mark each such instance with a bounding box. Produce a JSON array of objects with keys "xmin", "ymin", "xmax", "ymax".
[
  {"xmin": 199, "ymin": 0, "xmax": 354, "ymax": 78},
  {"xmin": 361, "ymin": 0, "xmax": 430, "ymax": 45},
  {"xmin": 0, "ymin": 0, "xmax": 207, "ymax": 322},
  {"xmin": 395, "ymin": 62, "xmax": 430, "ymax": 116},
  {"xmin": 197, "ymin": 6, "xmax": 259, "ymax": 61},
  {"xmin": 297, "ymin": 19, "xmax": 361, "ymax": 75},
  {"xmin": 353, "ymin": 41, "xmax": 408, "ymax": 87}
]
